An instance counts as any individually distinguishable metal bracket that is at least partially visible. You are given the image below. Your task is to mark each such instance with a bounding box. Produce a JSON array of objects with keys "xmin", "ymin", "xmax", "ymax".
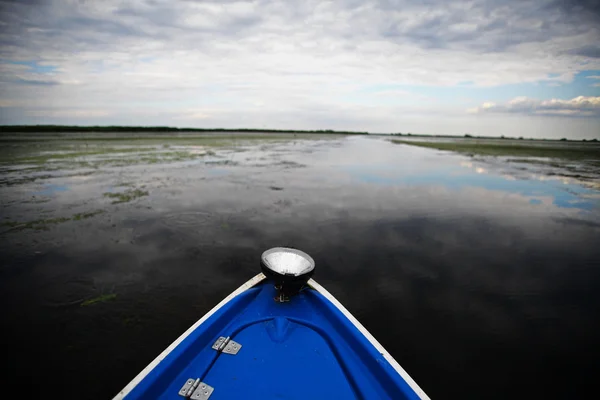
[
  {"xmin": 212, "ymin": 336, "xmax": 242, "ymax": 355},
  {"xmin": 191, "ymin": 382, "xmax": 214, "ymax": 399},
  {"xmin": 179, "ymin": 379, "xmax": 198, "ymax": 398},
  {"xmin": 211, "ymin": 336, "xmax": 228, "ymax": 351},
  {"xmin": 179, "ymin": 379, "xmax": 214, "ymax": 399}
]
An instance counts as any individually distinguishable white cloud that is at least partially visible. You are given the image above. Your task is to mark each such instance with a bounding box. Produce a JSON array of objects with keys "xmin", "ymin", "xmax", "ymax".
[{"xmin": 469, "ymin": 96, "xmax": 600, "ymax": 117}]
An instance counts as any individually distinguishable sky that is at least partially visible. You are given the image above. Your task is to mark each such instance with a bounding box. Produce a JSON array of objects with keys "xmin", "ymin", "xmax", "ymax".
[{"xmin": 0, "ymin": 0, "xmax": 599, "ymax": 139}]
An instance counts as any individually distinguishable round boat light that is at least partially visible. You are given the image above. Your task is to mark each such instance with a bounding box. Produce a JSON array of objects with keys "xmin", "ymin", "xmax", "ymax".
[{"xmin": 261, "ymin": 247, "xmax": 315, "ymax": 301}]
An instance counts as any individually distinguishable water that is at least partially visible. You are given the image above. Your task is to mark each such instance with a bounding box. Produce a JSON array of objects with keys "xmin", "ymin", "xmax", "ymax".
[{"xmin": 1, "ymin": 135, "xmax": 599, "ymax": 399}]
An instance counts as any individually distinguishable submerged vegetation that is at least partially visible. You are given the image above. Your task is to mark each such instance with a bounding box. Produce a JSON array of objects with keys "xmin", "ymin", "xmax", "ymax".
[
  {"xmin": 2, "ymin": 133, "xmax": 598, "ymax": 238},
  {"xmin": 80, "ymin": 293, "xmax": 117, "ymax": 307},
  {"xmin": 103, "ymin": 188, "xmax": 149, "ymax": 204},
  {"xmin": 1, "ymin": 217, "xmax": 70, "ymax": 230},
  {"xmin": 391, "ymin": 140, "xmax": 600, "ymax": 162},
  {"xmin": 72, "ymin": 210, "xmax": 105, "ymax": 220},
  {"xmin": 1, "ymin": 209, "xmax": 104, "ymax": 232},
  {"xmin": 0, "ymin": 144, "xmax": 226, "ymax": 183}
]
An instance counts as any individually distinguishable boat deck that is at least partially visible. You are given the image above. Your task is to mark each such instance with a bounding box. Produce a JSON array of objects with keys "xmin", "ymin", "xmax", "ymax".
[{"xmin": 118, "ymin": 276, "xmax": 424, "ymax": 399}]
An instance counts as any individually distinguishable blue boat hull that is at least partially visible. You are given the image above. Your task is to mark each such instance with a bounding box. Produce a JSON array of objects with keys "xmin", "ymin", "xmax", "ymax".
[{"xmin": 114, "ymin": 274, "xmax": 428, "ymax": 399}]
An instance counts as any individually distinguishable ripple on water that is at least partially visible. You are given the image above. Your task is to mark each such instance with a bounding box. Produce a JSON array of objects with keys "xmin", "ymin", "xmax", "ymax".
[
  {"xmin": 38, "ymin": 276, "xmax": 96, "ymax": 308},
  {"xmin": 161, "ymin": 211, "xmax": 214, "ymax": 229}
]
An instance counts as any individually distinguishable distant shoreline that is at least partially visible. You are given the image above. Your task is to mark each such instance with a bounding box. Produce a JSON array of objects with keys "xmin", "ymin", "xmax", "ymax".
[{"xmin": 0, "ymin": 125, "xmax": 597, "ymax": 142}]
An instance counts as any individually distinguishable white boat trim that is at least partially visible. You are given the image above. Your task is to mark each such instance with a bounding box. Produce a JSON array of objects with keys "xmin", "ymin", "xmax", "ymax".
[
  {"xmin": 113, "ymin": 273, "xmax": 267, "ymax": 400},
  {"xmin": 308, "ymin": 278, "xmax": 430, "ymax": 400}
]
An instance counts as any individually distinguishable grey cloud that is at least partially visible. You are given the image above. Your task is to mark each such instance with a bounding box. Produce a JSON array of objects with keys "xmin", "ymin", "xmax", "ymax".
[
  {"xmin": 556, "ymin": 0, "xmax": 600, "ymax": 22},
  {"xmin": 12, "ymin": 78, "xmax": 60, "ymax": 86},
  {"xmin": 567, "ymin": 45, "xmax": 600, "ymax": 58},
  {"xmin": 0, "ymin": 0, "xmax": 269, "ymax": 61},
  {"xmin": 62, "ymin": 16, "xmax": 156, "ymax": 39},
  {"xmin": 1, "ymin": 0, "xmax": 598, "ymax": 56},
  {"xmin": 112, "ymin": 0, "xmax": 263, "ymax": 35},
  {"xmin": 0, "ymin": 2, "xmax": 167, "ymax": 54},
  {"xmin": 378, "ymin": 0, "xmax": 596, "ymax": 52}
]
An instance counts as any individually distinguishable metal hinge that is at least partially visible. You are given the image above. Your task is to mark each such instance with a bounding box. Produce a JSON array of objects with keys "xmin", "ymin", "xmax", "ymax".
[
  {"xmin": 212, "ymin": 336, "xmax": 242, "ymax": 355},
  {"xmin": 179, "ymin": 378, "xmax": 214, "ymax": 399}
]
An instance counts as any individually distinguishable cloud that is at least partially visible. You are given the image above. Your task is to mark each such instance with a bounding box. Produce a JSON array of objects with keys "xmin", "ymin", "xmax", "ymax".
[
  {"xmin": 566, "ymin": 45, "xmax": 600, "ymax": 58},
  {"xmin": 12, "ymin": 77, "xmax": 60, "ymax": 86},
  {"xmin": 1, "ymin": 1, "xmax": 599, "ymax": 84},
  {"xmin": 0, "ymin": 99, "xmax": 24, "ymax": 108},
  {"xmin": 468, "ymin": 96, "xmax": 600, "ymax": 117},
  {"xmin": 0, "ymin": 0, "xmax": 599, "ymax": 137}
]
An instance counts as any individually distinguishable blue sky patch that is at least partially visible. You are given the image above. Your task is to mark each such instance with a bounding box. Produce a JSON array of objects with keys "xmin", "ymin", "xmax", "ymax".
[
  {"xmin": 345, "ymin": 164, "xmax": 596, "ymax": 211},
  {"xmin": 5, "ymin": 60, "xmax": 58, "ymax": 74}
]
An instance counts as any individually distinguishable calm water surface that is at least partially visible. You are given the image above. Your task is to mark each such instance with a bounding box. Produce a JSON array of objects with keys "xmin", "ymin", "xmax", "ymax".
[{"xmin": 1, "ymin": 136, "xmax": 599, "ymax": 399}]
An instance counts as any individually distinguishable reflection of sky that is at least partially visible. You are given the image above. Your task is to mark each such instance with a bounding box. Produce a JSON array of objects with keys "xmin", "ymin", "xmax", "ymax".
[
  {"xmin": 345, "ymin": 164, "xmax": 597, "ymax": 211},
  {"xmin": 33, "ymin": 184, "xmax": 68, "ymax": 196},
  {"xmin": 206, "ymin": 168, "xmax": 230, "ymax": 177}
]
